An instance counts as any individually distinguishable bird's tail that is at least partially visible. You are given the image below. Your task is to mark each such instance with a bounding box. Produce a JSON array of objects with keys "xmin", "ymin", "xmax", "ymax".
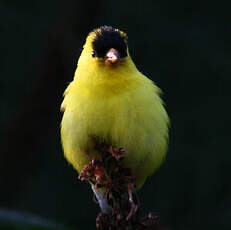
[{"xmin": 91, "ymin": 186, "xmax": 112, "ymax": 213}]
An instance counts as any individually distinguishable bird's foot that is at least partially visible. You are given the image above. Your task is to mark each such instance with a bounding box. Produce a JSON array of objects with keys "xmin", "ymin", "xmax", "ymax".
[{"xmin": 126, "ymin": 188, "xmax": 138, "ymax": 220}]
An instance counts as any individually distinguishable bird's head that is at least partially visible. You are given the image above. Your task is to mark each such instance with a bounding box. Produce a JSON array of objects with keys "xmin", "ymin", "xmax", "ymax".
[{"xmin": 76, "ymin": 26, "xmax": 136, "ymax": 75}]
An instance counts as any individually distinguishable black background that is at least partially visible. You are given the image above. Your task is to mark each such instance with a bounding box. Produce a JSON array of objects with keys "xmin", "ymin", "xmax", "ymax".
[{"xmin": 1, "ymin": 1, "xmax": 231, "ymax": 229}]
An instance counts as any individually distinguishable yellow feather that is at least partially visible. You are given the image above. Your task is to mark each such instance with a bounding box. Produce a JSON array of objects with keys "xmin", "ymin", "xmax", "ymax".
[{"xmin": 61, "ymin": 27, "xmax": 169, "ymax": 189}]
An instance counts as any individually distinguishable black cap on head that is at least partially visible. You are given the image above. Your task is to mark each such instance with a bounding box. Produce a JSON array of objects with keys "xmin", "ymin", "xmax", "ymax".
[{"xmin": 92, "ymin": 26, "xmax": 128, "ymax": 59}]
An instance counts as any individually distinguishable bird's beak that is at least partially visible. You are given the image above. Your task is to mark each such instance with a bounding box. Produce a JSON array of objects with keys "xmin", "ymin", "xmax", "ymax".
[{"xmin": 105, "ymin": 48, "xmax": 120, "ymax": 66}]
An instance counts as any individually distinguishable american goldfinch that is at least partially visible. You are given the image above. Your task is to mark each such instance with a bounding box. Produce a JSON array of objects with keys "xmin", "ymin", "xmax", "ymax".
[{"xmin": 61, "ymin": 26, "xmax": 169, "ymax": 211}]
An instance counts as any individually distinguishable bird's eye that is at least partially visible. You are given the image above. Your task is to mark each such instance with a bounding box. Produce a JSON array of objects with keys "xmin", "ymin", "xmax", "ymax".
[{"xmin": 92, "ymin": 50, "xmax": 96, "ymax": 57}]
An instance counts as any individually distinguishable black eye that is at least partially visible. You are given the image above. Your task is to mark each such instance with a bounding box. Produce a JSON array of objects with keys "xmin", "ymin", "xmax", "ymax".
[{"xmin": 92, "ymin": 50, "xmax": 96, "ymax": 57}]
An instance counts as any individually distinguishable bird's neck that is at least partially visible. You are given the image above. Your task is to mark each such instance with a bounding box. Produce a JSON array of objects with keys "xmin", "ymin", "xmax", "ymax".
[{"xmin": 73, "ymin": 60, "xmax": 139, "ymax": 97}]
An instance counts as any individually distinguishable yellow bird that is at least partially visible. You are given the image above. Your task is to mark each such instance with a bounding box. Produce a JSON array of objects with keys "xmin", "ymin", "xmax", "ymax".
[{"xmin": 61, "ymin": 26, "xmax": 169, "ymax": 211}]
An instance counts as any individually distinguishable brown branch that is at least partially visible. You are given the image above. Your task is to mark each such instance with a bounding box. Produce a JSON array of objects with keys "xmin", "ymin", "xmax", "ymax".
[{"xmin": 79, "ymin": 146, "xmax": 163, "ymax": 230}]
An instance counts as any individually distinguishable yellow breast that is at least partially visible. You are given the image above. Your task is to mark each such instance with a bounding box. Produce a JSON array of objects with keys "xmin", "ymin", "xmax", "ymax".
[{"xmin": 61, "ymin": 63, "xmax": 169, "ymax": 188}]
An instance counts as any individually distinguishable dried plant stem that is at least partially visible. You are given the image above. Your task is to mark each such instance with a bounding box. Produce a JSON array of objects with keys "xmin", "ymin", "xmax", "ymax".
[{"xmin": 78, "ymin": 146, "xmax": 163, "ymax": 230}]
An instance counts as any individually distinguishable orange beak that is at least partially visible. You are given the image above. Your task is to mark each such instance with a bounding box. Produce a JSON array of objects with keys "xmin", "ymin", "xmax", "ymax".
[{"xmin": 105, "ymin": 48, "xmax": 120, "ymax": 66}]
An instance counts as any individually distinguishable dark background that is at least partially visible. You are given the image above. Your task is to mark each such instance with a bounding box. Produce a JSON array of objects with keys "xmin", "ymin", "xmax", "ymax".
[{"xmin": 1, "ymin": 0, "xmax": 231, "ymax": 229}]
